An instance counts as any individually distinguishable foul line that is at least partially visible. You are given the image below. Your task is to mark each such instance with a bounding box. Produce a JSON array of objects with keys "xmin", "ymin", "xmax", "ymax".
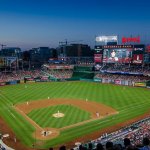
[
  {"xmin": 59, "ymin": 112, "xmax": 118, "ymax": 131},
  {"xmin": 15, "ymin": 106, "xmax": 43, "ymax": 131},
  {"xmin": 8, "ymin": 109, "xmax": 16, "ymax": 119}
]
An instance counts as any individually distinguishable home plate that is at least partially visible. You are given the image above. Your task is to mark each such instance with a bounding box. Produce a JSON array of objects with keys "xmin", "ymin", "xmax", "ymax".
[{"xmin": 41, "ymin": 131, "xmax": 52, "ymax": 136}]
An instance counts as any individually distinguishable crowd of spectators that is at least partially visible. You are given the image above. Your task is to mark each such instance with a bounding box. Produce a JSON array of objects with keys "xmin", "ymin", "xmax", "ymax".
[
  {"xmin": 42, "ymin": 64, "xmax": 74, "ymax": 79},
  {"xmin": 101, "ymin": 64, "xmax": 150, "ymax": 76},
  {"xmin": 1, "ymin": 63, "xmax": 150, "ymax": 82},
  {"xmin": 71, "ymin": 117, "xmax": 150, "ymax": 150},
  {"xmin": 0, "ymin": 70, "xmax": 43, "ymax": 82},
  {"xmin": 44, "ymin": 70, "xmax": 73, "ymax": 79},
  {"xmin": 0, "ymin": 68, "xmax": 73, "ymax": 82},
  {"xmin": 47, "ymin": 117, "xmax": 150, "ymax": 150}
]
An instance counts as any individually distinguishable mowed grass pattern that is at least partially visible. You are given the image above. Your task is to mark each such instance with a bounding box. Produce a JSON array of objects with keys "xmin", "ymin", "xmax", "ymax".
[
  {"xmin": 28, "ymin": 105, "xmax": 91, "ymax": 128},
  {"xmin": 0, "ymin": 82, "xmax": 150, "ymax": 148}
]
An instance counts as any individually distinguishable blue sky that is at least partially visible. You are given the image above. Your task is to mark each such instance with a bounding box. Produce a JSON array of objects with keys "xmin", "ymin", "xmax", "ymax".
[{"xmin": 0, "ymin": 0, "xmax": 150, "ymax": 50}]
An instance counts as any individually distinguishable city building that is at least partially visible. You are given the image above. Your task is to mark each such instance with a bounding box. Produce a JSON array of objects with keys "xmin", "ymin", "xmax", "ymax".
[
  {"xmin": 0, "ymin": 47, "xmax": 21, "ymax": 58},
  {"xmin": 58, "ymin": 43, "xmax": 94, "ymax": 64}
]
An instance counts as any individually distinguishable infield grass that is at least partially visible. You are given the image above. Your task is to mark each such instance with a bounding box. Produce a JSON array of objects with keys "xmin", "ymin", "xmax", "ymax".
[
  {"xmin": 0, "ymin": 81, "xmax": 150, "ymax": 148},
  {"xmin": 28, "ymin": 105, "xmax": 91, "ymax": 128}
]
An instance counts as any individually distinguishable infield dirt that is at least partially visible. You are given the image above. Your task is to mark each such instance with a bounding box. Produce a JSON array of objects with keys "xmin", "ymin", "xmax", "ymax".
[{"xmin": 15, "ymin": 98, "xmax": 117, "ymax": 140}]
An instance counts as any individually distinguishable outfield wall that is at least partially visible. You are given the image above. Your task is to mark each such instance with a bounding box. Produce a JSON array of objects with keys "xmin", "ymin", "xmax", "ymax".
[
  {"xmin": 0, "ymin": 80, "xmax": 20, "ymax": 86},
  {"xmin": 94, "ymin": 78, "xmax": 132, "ymax": 86},
  {"xmin": 94, "ymin": 78, "xmax": 149, "ymax": 88},
  {"xmin": 0, "ymin": 79, "xmax": 150, "ymax": 89}
]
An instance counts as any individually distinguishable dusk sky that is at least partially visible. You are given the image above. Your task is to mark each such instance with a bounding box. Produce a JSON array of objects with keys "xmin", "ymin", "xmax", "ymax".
[{"xmin": 0, "ymin": 0, "xmax": 150, "ymax": 50}]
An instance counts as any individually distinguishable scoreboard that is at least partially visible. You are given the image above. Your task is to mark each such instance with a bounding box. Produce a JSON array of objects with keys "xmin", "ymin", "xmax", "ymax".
[
  {"xmin": 94, "ymin": 45, "xmax": 145, "ymax": 64},
  {"xmin": 103, "ymin": 45, "xmax": 133, "ymax": 63}
]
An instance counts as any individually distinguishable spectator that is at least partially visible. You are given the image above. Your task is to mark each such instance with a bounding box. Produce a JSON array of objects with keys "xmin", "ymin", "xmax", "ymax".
[
  {"xmin": 124, "ymin": 138, "xmax": 131, "ymax": 148},
  {"xmin": 95, "ymin": 143, "xmax": 104, "ymax": 150},
  {"xmin": 113, "ymin": 144, "xmax": 122, "ymax": 150},
  {"xmin": 59, "ymin": 145, "xmax": 66, "ymax": 150},
  {"xmin": 88, "ymin": 142, "xmax": 93, "ymax": 150},
  {"xmin": 106, "ymin": 141, "xmax": 114, "ymax": 150},
  {"xmin": 140, "ymin": 137, "xmax": 150, "ymax": 150}
]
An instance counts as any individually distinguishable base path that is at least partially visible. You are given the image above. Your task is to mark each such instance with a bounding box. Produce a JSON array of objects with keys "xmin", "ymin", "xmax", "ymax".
[{"xmin": 15, "ymin": 98, "xmax": 117, "ymax": 140}]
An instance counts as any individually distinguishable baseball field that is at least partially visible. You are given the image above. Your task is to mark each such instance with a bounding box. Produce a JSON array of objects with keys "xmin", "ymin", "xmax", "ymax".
[{"xmin": 0, "ymin": 81, "xmax": 150, "ymax": 149}]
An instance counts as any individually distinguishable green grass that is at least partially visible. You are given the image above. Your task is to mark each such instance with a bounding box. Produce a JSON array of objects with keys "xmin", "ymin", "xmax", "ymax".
[
  {"xmin": 0, "ymin": 82, "xmax": 150, "ymax": 148},
  {"xmin": 28, "ymin": 105, "xmax": 91, "ymax": 128}
]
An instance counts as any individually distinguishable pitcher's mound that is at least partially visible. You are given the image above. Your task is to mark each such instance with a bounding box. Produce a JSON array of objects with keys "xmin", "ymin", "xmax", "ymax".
[{"xmin": 53, "ymin": 112, "xmax": 64, "ymax": 118}]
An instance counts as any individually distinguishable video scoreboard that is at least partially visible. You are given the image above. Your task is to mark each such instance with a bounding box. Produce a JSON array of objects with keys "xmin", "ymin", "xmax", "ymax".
[{"xmin": 94, "ymin": 45, "xmax": 145, "ymax": 64}]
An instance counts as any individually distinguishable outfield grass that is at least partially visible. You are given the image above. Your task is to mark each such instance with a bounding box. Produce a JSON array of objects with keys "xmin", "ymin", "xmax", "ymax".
[
  {"xmin": 0, "ymin": 82, "xmax": 150, "ymax": 148},
  {"xmin": 28, "ymin": 105, "xmax": 91, "ymax": 128}
]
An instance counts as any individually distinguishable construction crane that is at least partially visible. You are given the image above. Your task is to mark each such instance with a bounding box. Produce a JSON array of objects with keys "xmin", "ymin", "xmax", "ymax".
[
  {"xmin": 0, "ymin": 44, "xmax": 6, "ymax": 50},
  {"xmin": 59, "ymin": 39, "xmax": 68, "ymax": 46}
]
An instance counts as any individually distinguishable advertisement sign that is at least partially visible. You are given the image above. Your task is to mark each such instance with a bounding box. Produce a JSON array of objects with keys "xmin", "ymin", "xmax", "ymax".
[
  {"xmin": 132, "ymin": 54, "xmax": 143, "ymax": 64},
  {"xmin": 95, "ymin": 46, "xmax": 103, "ymax": 51},
  {"xmin": 124, "ymin": 80, "xmax": 129, "ymax": 86},
  {"xmin": 9, "ymin": 81, "xmax": 17, "ymax": 85},
  {"xmin": 122, "ymin": 36, "xmax": 140, "ymax": 44},
  {"xmin": 115, "ymin": 80, "xmax": 121, "ymax": 85},
  {"xmin": 48, "ymin": 65, "xmax": 74, "ymax": 70},
  {"xmin": 94, "ymin": 54, "xmax": 102, "ymax": 63},
  {"xmin": 134, "ymin": 82, "xmax": 146, "ymax": 87},
  {"xmin": 0, "ymin": 82, "xmax": 6, "ymax": 86},
  {"xmin": 146, "ymin": 45, "xmax": 150, "ymax": 53},
  {"xmin": 96, "ymin": 36, "xmax": 118, "ymax": 42},
  {"xmin": 102, "ymin": 78, "xmax": 109, "ymax": 83},
  {"xmin": 121, "ymin": 80, "xmax": 125, "ymax": 85},
  {"xmin": 24, "ymin": 76, "xmax": 34, "ymax": 82},
  {"xmin": 41, "ymin": 76, "xmax": 49, "ymax": 81},
  {"xmin": 93, "ymin": 78, "xmax": 102, "ymax": 82},
  {"xmin": 108, "ymin": 79, "xmax": 112, "ymax": 83}
]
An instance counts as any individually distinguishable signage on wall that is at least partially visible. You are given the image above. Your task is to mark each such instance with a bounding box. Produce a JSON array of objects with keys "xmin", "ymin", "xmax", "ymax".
[
  {"xmin": 96, "ymin": 36, "xmax": 118, "ymax": 42},
  {"xmin": 122, "ymin": 36, "xmax": 140, "ymax": 44},
  {"xmin": 146, "ymin": 45, "xmax": 150, "ymax": 52}
]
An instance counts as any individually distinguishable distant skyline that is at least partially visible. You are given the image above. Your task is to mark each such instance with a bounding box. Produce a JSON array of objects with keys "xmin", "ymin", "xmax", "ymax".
[{"xmin": 0, "ymin": 0, "xmax": 150, "ymax": 50}]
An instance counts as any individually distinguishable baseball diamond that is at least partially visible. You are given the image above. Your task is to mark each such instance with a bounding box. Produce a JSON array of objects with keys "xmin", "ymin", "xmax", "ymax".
[{"xmin": 0, "ymin": 81, "xmax": 150, "ymax": 149}]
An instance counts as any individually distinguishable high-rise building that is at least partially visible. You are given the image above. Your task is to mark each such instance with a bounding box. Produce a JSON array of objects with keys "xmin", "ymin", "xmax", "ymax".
[{"xmin": 29, "ymin": 47, "xmax": 55, "ymax": 68}]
